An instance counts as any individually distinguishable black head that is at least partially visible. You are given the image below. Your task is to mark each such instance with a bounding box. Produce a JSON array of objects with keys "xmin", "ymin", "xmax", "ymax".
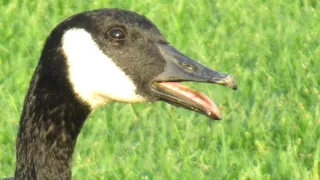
[{"xmin": 40, "ymin": 8, "xmax": 237, "ymax": 119}]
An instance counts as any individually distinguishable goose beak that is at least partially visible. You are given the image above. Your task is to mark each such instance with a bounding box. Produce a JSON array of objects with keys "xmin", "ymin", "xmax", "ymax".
[{"xmin": 151, "ymin": 43, "xmax": 237, "ymax": 120}]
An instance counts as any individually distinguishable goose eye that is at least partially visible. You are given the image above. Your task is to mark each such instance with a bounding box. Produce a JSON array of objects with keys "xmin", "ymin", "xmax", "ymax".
[{"xmin": 108, "ymin": 28, "xmax": 126, "ymax": 40}]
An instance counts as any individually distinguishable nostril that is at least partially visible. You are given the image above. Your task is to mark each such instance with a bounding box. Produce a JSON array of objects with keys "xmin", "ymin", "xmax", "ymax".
[{"xmin": 182, "ymin": 62, "xmax": 196, "ymax": 71}]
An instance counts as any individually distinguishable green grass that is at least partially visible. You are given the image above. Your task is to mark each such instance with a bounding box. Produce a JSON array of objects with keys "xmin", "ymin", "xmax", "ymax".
[{"xmin": 1, "ymin": 0, "xmax": 319, "ymax": 179}]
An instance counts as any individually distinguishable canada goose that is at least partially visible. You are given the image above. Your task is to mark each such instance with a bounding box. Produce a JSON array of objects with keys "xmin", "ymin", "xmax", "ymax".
[{"xmin": 3, "ymin": 8, "xmax": 237, "ymax": 180}]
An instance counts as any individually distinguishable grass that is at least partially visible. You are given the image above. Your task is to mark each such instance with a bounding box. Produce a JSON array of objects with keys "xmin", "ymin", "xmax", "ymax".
[{"xmin": 0, "ymin": 0, "xmax": 319, "ymax": 179}]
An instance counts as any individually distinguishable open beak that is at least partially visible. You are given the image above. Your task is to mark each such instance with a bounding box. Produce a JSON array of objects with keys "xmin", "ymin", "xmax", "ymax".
[{"xmin": 151, "ymin": 43, "xmax": 237, "ymax": 120}]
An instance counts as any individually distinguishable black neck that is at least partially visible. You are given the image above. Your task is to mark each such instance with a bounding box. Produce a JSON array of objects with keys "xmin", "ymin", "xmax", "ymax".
[{"xmin": 15, "ymin": 50, "xmax": 91, "ymax": 179}]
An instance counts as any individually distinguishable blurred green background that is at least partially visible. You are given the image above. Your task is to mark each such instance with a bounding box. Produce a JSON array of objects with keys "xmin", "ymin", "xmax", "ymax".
[{"xmin": 0, "ymin": 0, "xmax": 319, "ymax": 179}]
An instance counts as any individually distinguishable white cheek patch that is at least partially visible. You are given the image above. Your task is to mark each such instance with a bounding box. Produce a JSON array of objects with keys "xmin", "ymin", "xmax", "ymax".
[{"xmin": 62, "ymin": 28, "xmax": 146, "ymax": 109}]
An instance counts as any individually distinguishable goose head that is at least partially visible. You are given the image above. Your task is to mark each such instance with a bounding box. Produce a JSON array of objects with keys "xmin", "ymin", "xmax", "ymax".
[{"xmin": 52, "ymin": 8, "xmax": 237, "ymax": 120}]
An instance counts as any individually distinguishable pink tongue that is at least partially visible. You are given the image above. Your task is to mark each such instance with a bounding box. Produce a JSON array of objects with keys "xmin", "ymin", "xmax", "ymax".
[{"xmin": 158, "ymin": 82, "xmax": 221, "ymax": 119}]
